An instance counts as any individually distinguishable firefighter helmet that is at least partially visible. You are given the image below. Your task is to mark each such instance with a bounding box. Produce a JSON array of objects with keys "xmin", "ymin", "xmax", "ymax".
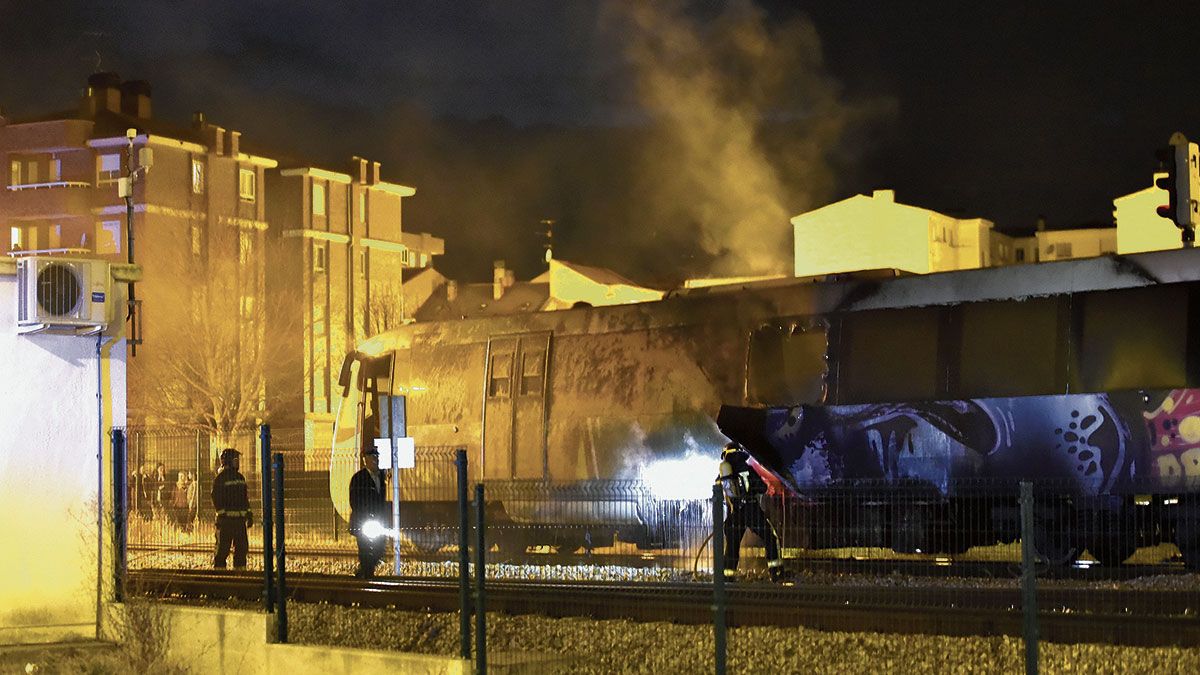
[
  {"xmin": 219, "ymin": 448, "xmax": 240, "ymax": 465},
  {"xmin": 721, "ymin": 442, "xmax": 743, "ymax": 459}
]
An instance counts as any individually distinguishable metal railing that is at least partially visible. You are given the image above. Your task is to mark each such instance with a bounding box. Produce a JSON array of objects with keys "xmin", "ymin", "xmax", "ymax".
[{"xmin": 116, "ymin": 425, "xmax": 1199, "ymax": 672}]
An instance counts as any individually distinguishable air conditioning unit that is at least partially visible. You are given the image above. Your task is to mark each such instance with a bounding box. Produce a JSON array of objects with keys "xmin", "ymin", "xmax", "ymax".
[{"xmin": 16, "ymin": 257, "xmax": 113, "ymax": 335}]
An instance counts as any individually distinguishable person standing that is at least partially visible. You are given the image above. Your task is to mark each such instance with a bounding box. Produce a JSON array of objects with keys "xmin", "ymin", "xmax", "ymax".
[
  {"xmin": 717, "ymin": 441, "xmax": 785, "ymax": 582},
  {"xmin": 349, "ymin": 445, "xmax": 390, "ymax": 579},
  {"xmin": 211, "ymin": 448, "xmax": 252, "ymax": 569}
]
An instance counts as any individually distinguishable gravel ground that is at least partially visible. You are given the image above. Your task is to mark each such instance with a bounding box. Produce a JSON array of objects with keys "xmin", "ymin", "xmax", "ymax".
[{"xmin": 277, "ymin": 601, "xmax": 1197, "ymax": 674}]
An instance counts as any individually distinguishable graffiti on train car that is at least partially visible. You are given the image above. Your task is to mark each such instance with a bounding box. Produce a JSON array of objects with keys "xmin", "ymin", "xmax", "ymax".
[
  {"xmin": 721, "ymin": 390, "xmax": 1200, "ymax": 497},
  {"xmin": 1144, "ymin": 390, "xmax": 1200, "ymax": 490}
]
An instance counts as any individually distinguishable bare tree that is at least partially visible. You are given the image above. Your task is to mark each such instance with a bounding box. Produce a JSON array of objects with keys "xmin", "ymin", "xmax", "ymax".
[
  {"xmin": 366, "ymin": 279, "xmax": 406, "ymax": 336},
  {"xmin": 134, "ymin": 226, "xmax": 300, "ymax": 463}
]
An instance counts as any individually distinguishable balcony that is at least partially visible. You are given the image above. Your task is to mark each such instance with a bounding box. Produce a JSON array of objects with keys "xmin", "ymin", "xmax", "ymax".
[{"xmin": 0, "ymin": 181, "xmax": 94, "ymax": 220}]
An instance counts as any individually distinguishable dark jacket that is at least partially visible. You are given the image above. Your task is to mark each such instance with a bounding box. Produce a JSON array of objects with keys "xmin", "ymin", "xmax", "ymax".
[
  {"xmin": 211, "ymin": 467, "xmax": 251, "ymax": 520},
  {"xmin": 349, "ymin": 468, "xmax": 390, "ymax": 534}
]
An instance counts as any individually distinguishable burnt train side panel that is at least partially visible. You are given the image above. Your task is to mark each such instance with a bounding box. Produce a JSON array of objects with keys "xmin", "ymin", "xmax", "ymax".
[{"xmin": 721, "ymin": 282, "xmax": 1200, "ymax": 566}]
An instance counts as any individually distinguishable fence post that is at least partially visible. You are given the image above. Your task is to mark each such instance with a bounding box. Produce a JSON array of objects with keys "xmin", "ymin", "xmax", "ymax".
[
  {"xmin": 274, "ymin": 452, "xmax": 288, "ymax": 644},
  {"xmin": 112, "ymin": 429, "xmax": 127, "ymax": 603},
  {"xmin": 474, "ymin": 483, "xmax": 487, "ymax": 675},
  {"xmin": 260, "ymin": 424, "xmax": 275, "ymax": 614},
  {"xmin": 1019, "ymin": 481, "xmax": 1038, "ymax": 675},
  {"xmin": 713, "ymin": 483, "xmax": 727, "ymax": 675},
  {"xmin": 456, "ymin": 449, "xmax": 472, "ymax": 661}
]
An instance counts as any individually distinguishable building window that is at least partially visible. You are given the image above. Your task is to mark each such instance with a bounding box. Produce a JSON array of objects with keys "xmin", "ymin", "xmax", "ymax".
[
  {"xmin": 192, "ymin": 158, "xmax": 205, "ymax": 193},
  {"xmin": 97, "ymin": 154, "xmax": 121, "ymax": 185},
  {"xmin": 312, "ymin": 182, "xmax": 326, "ymax": 216},
  {"xmin": 95, "ymin": 220, "xmax": 121, "ymax": 254},
  {"xmin": 358, "ymin": 249, "xmax": 367, "ymax": 279},
  {"xmin": 191, "ymin": 224, "xmax": 202, "ymax": 257},
  {"xmin": 1015, "ymin": 249, "xmax": 1025, "ymax": 262},
  {"xmin": 419, "ymin": 253, "xmax": 428, "ymax": 267},
  {"xmin": 238, "ymin": 168, "xmax": 256, "ymax": 201},
  {"xmin": 358, "ymin": 192, "xmax": 366, "ymax": 222},
  {"xmin": 9, "ymin": 159, "xmax": 20, "ymax": 187},
  {"xmin": 314, "ymin": 244, "xmax": 327, "ymax": 274},
  {"xmin": 10, "ymin": 225, "xmax": 35, "ymax": 251}
]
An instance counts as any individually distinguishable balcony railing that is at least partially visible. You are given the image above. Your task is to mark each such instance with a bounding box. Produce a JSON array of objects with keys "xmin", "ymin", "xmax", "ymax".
[{"xmin": 6, "ymin": 181, "xmax": 93, "ymax": 191}]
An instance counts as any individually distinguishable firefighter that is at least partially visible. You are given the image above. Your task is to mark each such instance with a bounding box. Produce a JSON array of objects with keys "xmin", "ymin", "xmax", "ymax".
[
  {"xmin": 717, "ymin": 441, "xmax": 785, "ymax": 582},
  {"xmin": 349, "ymin": 445, "xmax": 390, "ymax": 579},
  {"xmin": 211, "ymin": 448, "xmax": 252, "ymax": 569}
]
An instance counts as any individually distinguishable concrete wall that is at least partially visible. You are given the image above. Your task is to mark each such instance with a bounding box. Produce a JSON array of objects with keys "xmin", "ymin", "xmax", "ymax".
[
  {"xmin": 133, "ymin": 604, "xmax": 469, "ymax": 675},
  {"xmin": 0, "ymin": 264, "xmax": 126, "ymax": 645}
]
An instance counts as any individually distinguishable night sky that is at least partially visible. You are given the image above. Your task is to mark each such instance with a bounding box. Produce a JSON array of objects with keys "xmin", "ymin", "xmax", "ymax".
[{"xmin": 2, "ymin": 1, "xmax": 1197, "ymax": 283}]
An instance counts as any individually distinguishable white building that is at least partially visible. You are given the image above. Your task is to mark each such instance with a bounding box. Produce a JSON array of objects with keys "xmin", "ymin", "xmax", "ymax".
[
  {"xmin": 791, "ymin": 190, "xmax": 996, "ymax": 277},
  {"xmin": 1114, "ymin": 175, "xmax": 1185, "ymax": 254},
  {"xmin": 0, "ymin": 257, "xmax": 129, "ymax": 645}
]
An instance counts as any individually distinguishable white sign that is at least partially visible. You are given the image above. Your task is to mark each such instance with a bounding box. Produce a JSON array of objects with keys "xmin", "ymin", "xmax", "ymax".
[{"xmin": 375, "ymin": 437, "xmax": 416, "ymax": 469}]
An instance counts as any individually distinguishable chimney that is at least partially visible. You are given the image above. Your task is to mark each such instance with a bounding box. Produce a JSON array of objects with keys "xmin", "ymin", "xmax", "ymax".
[
  {"xmin": 1035, "ymin": 215, "xmax": 1047, "ymax": 232},
  {"xmin": 85, "ymin": 72, "xmax": 122, "ymax": 115},
  {"xmin": 493, "ymin": 260, "xmax": 508, "ymax": 301},
  {"xmin": 504, "ymin": 269, "xmax": 515, "ymax": 289},
  {"xmin": 351, "ymin": 156, "xmax": 369, "ymax": 183},
  {"xmin": 209, "ymin": 125, "xmax": 226, "ymax": 155},
  {"xmin": 446, "ymin": 280, "xmax": 459, "ymax": 303},
  {"xmin": 371, "ymin": 161, "xmax": 381, "ymax": 185},
  {"xmin": 227, "ymin": 130, "xmax": 241, "ymax": 156},
  {"xmin": 192, "ymin": 111, "xmax": 206, "ymax": 129},
  {"xmin": 119, "ymin": 79, "xmax": 152, "ymax": 119},
  {"xmin": 872, "ymin": 189, "xmax": 895, "ymax": 203}
]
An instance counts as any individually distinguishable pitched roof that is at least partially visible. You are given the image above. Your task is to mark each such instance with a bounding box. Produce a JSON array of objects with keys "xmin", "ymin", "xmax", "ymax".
[
  {"xmin": 551, "ymin": 259, "xmax": 647, "ymax": 287},
  {"xmin": 413, "ymin": 281, "xmax": 549, "ymax": 322}
]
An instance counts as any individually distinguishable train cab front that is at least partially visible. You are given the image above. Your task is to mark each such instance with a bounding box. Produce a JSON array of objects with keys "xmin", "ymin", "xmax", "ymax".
[{"xmin": 330, "ymin": 350, "xmax": 395, "ymax": 523}]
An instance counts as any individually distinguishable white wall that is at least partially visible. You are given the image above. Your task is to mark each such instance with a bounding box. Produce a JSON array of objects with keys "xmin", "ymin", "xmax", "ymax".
[
  {"xmin": 792, "ymin": 192, "xmax": 933, "ymax": 277},
  {"xmin": 1115, "ymin": 179, "xmax": 1185, "ymax": 254},
  {"xmin": 0, "ymin": 266, "xmax": 126, "ymax": 644}
]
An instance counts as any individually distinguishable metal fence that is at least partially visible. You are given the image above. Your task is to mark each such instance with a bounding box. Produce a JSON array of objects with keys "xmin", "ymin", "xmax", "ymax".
[{"xmin": 116, "ymin": 426, "xmax": 1199, "ymax": 672}]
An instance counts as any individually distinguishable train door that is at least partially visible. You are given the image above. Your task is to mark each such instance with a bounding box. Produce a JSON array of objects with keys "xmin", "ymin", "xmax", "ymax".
[{"xmin": 483, "ymin": 332, "xmax": 552, "ymax": 480}]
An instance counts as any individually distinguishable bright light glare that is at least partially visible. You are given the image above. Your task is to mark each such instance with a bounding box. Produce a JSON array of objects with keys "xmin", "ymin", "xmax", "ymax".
[
  {"xmin": 641, "ymin": 454, "xmax": 715, "ymax": 501},
  {"xmin": 362, "ymin": 520, "xmax": 395, "ymax": 540}
]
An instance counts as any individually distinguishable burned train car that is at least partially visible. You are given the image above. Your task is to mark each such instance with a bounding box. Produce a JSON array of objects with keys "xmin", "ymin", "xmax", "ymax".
[
  {"xmin": 718, "ymin": 248, "xmax": 1200, "ymax": 567},
  {"xmin": 332, "ymin": 248, "xmax": 1200, "ymax": 564}
]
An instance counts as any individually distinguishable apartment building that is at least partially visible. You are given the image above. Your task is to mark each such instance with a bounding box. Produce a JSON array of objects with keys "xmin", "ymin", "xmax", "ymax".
[
  {"xmin": 2, "ymin": 74, "xmax": 444, "ymax": 458},
  {"xmin": 0, "ymin": 73, "xmax": 276, "ymax": 438},
  {"xmin": 265, "ymin": 160, "xmax": 444, "ymax": 461}
]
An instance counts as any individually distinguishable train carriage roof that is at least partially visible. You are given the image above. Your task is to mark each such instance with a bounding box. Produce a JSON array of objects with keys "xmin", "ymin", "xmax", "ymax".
[{"xmin": 356, "ymin": 248, "xmax": 1200, "ymax": 356}]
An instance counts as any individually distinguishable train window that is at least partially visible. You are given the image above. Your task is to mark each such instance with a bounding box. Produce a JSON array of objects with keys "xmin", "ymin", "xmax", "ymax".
[
  {"xmin": 520, "ymin": 349, "xmax": 545, "ymax": 396},
  {"xmin": 839, "ymin": 307, "xmax": 939, "ymax": 403},
  {"xmin": 747, "ymin": 321, "xmax": 828, "ymax": 405},
  {"xmin": 488, "ymin": 353, "xmax": 513, "ymax": 398},
  {"xmin": 958, "ymin": 297, "xmax": 1060, "ymax": 397},
  {"xmin": 1076, "ymin": 286, "xmax": 1187, "ymax": 392}
]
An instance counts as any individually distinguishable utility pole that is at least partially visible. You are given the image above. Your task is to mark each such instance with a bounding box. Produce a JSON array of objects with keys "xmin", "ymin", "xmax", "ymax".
[{"xmin": 119, "ymin": 128, "xmax": 151, "ymax": 354}]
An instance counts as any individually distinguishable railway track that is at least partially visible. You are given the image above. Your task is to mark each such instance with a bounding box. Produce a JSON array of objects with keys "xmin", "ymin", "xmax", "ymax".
[
  {"xmin": 127, "ymin": 543, "xmax": 1191, "ymax": 581},
  {"xmin": 128, "ymin": 569, "xmax": 1200, "ymax": 647}
]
